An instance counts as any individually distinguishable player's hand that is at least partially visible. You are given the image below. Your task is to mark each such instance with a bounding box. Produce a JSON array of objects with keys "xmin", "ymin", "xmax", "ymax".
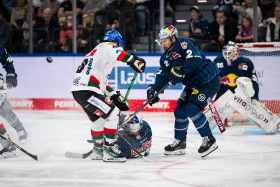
[
  {"xmin": 147, "ymin": 84, "xmax": 160, "ymax": 106},
  {"xmin": 169, "ymin": 66, "xmax": 184, "ymax": 85},
  {"xmin": 6, "ymin": 73, "xmax": 17, "ymax": 88},
  {"xmin": 111, "ymin": 91, "xmax": 129, "ymax": 111},
  {"xmin": 127, "ymin": 53, "xmax": 146, "ymax": 73}
]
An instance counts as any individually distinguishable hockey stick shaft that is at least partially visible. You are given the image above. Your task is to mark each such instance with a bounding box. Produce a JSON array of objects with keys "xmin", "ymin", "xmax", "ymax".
[
  {"xmin": 0, "ymin": 134, "xmax": 51, "ymax": 161},
  {"xmin": 124, "ymin": 72, "xmax": 138, "ymax": 101},
  {"xmin": 209, "ymin": 102, "xmax": 226, "ymax": 133},
  {"xmin": 122, "ymin": 81, "xmax": 171, "ymax": 125}
]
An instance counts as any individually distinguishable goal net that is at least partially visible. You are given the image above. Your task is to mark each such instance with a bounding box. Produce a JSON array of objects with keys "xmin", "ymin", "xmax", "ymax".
[{"xmin": 228, "ymin": 42, "xmax": 280, "ymax": 124}]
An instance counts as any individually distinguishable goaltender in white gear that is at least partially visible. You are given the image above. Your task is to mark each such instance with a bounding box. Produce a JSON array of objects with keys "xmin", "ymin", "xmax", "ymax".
[{"xmin": 205, "ymin": 77, "xmax": 280, "ymax": 134}]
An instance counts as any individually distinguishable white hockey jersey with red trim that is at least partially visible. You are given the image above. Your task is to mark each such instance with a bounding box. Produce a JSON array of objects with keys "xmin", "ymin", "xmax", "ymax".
[{"xmin": 70, "ymin": 42, "xmax": 130, "ymax": 96}]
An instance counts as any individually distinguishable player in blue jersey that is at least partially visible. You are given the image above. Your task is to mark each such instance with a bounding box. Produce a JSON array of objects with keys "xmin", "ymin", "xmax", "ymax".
[
  {"xmin": 213, "ymin": 41, "xmax": 259, "ymax": 100},
  {"xmin": 116, "ymin": 114, "xmax": 152, "ymax": 158},
  {"xmin": 147, "ymin": 25, "xmax": 220, "ymax": 157}
]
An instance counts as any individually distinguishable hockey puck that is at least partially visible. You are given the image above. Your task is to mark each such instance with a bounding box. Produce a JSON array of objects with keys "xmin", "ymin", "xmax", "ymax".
[{"xmin": 46, "ymin": 57, "xmax": 53, "ymax": 63}]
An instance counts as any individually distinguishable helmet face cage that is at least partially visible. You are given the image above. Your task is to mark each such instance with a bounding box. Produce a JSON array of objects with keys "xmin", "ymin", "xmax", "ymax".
[
  {"xmin": 158, "ymin": 25, "xmax": 178, "ymax": 41},
  {"xmin": 222, "ymin": 42, "xmax": 239, "ymax": 65},
  {"xmin": 126, "ymin": 116, "xmax": 143, "ymax": 133},
  {"xmin": 103, "ymin": 30, "xmax": 124, "ymax": 46}
]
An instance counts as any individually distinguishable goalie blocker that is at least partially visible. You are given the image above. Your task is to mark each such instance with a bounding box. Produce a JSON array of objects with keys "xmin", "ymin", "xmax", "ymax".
[{"xmin": 204, "ymin": 78, "xmax": 280, "ymax": 134}]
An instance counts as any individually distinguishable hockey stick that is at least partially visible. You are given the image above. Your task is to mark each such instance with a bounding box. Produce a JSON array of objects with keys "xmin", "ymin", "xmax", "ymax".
[
  {"xmin": 65, "ymin": 150, "xmax": 93, "ymax": 159},
  {"xmin": 0, "ymin": 134, "xmax": 51, "ymax": 161},
  {"xmin": 208, "ymin": 102, "xmax": 226, "ymax": 133},
  {"xmin": 124, "ymin": 72, "xmax": 138, "ymax": 101}
]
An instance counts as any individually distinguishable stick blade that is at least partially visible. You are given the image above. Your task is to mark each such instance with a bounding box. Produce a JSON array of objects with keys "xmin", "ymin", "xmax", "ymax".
[
  {"xmin": 65, "ymin": 150, "xmax": 92, "ymax": 159},
  {"xmin": 226, "ymin": 128, "xmax": 245, "ymax": 136},
  {"xmin": 36, "ymin": 149, "xmax": 51, "ymax": 161}
]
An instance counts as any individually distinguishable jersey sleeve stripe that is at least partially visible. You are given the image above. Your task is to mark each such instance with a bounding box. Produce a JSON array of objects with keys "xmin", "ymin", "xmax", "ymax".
[
  {"xmin": 106, "ymin": 85, "xmax": 114, "ymax": 93},
  {"xmin": 88, "ymin": 75, "xmax": 100, "ymax": 88},
  {"xmin": 117, "ymin": 51, "xmax": 130, "ymax": 62}
]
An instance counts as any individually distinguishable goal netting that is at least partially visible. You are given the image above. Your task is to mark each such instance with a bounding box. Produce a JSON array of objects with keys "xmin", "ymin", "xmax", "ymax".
[{"xmin": 228, "ymin": 42, "xmax": 280, "ymax": 125}]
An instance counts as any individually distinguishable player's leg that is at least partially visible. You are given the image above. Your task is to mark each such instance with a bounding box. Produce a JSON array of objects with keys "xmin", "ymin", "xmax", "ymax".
[
  {"xmin": 73, "ymin": 91, "xmax": 126, "ymax": 162},
  {"xmin": 0, "ymin": 123, "xmax": 17, "ymax": 158},
  {"xmin": 164, "ymin": 88, "xmax": 193, "ymax": 155},
  {"xmin": 0, "ymin": 99, "xmax": 28, "ymax": 143},
  {"xmin": 188, "ymin": 76, "xmax": 220, "ymax": 157}
]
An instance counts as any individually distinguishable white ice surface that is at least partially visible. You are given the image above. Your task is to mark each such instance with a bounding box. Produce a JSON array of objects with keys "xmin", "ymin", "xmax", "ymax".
[{"xmin": 1, "ymin": 110, "xmax": 280, "ymax": 187}]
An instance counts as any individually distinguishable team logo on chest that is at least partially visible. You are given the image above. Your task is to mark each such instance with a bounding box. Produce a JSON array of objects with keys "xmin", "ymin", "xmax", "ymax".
[
  {"xmin": 238, "ymin": 64, "xmax": 248, "ymax": 70},
  {"xmin": 180, "ymin": 42, "xmax": 188, "ymax": 49},
  {"xmin": 172, "ymin": 52, "xmax": 181, "ymax": 59}
]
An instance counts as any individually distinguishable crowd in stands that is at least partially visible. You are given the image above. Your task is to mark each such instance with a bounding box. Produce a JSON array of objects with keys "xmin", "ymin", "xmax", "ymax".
[{"xmin": 0, "ymin": 0, "xmax": 278, "ymax": 53}]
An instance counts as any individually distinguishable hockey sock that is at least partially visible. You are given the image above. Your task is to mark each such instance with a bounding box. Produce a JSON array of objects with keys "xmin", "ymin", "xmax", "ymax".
[
  {"xmin": 192, "ymin": 112, "xmax": 211, "ymax": 137},
  {"xmin": 0, "ymin": 123, "xmax": 8, "ymax": 147},
  {"xmin": 0, "ymin": 107, "xmax": 24, "ymax": 132},
  {"xmin": 103, "ymin": 107, "xmax": 119, "ymax": 144},
  {"xmin": 174, "ymin": 106, "xmax": 189, "ymax": 139},
  {"xmin": 91, "ymin": 118, "xmax": 105, "ymax": 142}
]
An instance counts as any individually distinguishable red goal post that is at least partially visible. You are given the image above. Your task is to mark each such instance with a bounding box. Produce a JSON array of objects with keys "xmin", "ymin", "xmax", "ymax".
[{"xmin": 229, "ymin": 42, "xmax": 280, "ymax": 124}]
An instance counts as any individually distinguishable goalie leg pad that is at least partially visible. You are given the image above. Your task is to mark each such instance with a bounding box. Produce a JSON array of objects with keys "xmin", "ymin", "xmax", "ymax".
[{"xmin": 229, "ymin": 94, "xmax": 280, "ymax": 133}]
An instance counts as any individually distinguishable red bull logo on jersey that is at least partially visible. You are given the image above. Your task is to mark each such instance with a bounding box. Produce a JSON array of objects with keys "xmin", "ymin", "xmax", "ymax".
[
  {"xmin": 180, "ymin": 42, "xmax": 187, "ymax": 49},
  {"xmin": 131, "ymin": 139, "xmax": 152, "ymax": 156},
  {"xmin": 220, "ymin": 73, "xmax": 239, "ymax": 87}
]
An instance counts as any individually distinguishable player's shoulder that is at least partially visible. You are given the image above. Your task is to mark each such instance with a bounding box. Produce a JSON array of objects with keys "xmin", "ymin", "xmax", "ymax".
[{"xmin": 213, "ymin": 55, "xmax": 225, "ymax": 62}]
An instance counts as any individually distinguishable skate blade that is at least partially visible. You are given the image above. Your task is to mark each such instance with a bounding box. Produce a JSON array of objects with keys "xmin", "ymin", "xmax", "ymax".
[
  {"xmin": 164, "ymin": 149, "xmax": 186, "ymax": 155},
  {"xmin": 200, "ymin": 143, "xmax": 218, "ymax": 158},
  {"xmin": 103, "ymin": 156, "xmax": 126, "ymax": 163}
]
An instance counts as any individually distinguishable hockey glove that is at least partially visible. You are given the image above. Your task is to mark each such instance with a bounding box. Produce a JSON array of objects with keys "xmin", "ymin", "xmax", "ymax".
[
  {"xmin": 127, "ymin": 53, "xmax": 146, "ymax": 73},
  {"xmin": 169, "ymin": 66, "xmax": 184, "ymax": 85},
  {"xmin": 147, "ymin": 84, "xmax": 160, "ymax": 106},
  {"xmin": 6, "ymin": 73, "xmax": 17, "ymax": 88},
  {"xmin": 111, "ymin": 91, "xmax": 129, "ymax": 111}
]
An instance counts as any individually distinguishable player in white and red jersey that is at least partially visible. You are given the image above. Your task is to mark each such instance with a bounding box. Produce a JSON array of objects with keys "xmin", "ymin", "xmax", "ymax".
[{"xmin": 71, "ymin": 30, "xmax": 146, "ymax": 162}]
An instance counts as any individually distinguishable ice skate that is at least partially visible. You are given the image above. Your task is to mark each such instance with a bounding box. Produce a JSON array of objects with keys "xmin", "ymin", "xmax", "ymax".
[
  {"xmin": 164, "ymin": 139, "xmax": 186, "ymax": 155},
  {"xmin": 91, "ymin": 142, "xmax": 103, "ymax": 160},
  {"xmin": 198, "ymin": 132, "xmax": 218, "ymax": 157},
  {"xmin": 0, "ymin": 137, "xmax": 17, "ymax": 158},
  {"xmin": 18, "ymin": 129, "xmax": 28, "ymax": 144},
  {"xmin": 103, "ymin": 141, "xmax": 126, "ymax": 162}
]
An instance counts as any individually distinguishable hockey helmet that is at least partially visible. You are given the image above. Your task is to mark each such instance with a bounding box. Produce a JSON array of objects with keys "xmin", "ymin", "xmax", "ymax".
[
  {"xmin": 222, "ymin": 41, "xmax": 240, "ymax": 66},
  {"xmin": 125, "ymin": 115, "xmax": 143, "ymax": 133},
  {"xmin": 104, "ymin": 30, "xmax": 124, "ymax": 46},
  {"xmin": 158, "ymin": 25, "xmax": 178, "ymax": 41},
  {"xmin": 0, "ymin": 73, "xmax": 4, "ymax": 88}
]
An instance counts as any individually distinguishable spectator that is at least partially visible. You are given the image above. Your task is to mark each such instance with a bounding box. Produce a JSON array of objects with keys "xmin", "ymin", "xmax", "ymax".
[
  {"xmin": 266, "ymin": 5, "xmax": 280, "ymax": 42},
  {"xmin": 78, "ymin": 12, "xmax": 95, "ymax": 52},
  {"xmin": 57, "ymin": 0, "xmax": 84, "ymax": 26},
  {"xmin": 201, "ymin": 11, "xmax": 238, "ymax": 52},
  {"xmin": 0, "ymin": 8, "xmax": 12, "ymax": 51},
  {"xmin": 258, "ymin": 0, "xmax": 274, "ymax": 19},
  {"xmin": 37, "ymin": 0, "xmax": 61, "ymax": 18},
  {"xmin": 240, "ymin": 0, "xmax": 262, "ymax": 25},
  {"xmin": 213, "ymin": 0, "xmax": 242, "ymax": 22},
  {"xmin": 82, "ymin": 0, "xmax": 107, "ymax": 16},
  {"xmin": 10, "ymin": 0, "xmax": 29, "ymax": 29},
  {"xmin": 235, "ymin": 15, "xmax": 253, "ymax": 42},
  {"xmin": 21, "ymin": 10, "xmax": 36, "ymax": 50},
  {"xmin": 130, "ymin": 0, "xmax": 150, "ymax": 36},
  {"xmin": 59, "ymin": 14, "xmax": 81, "ymax": 52},
  {"xmin": 105, "ymin": 0, "xmax": 136, "ymax": 50},
  {"xmin": 33, "ymin": 7, "xmax": 60, "ymax": 53},
  {"xmin": 183, "ymin": 6, "xmax": 208, "ymax": 39},
  {"xmin": 2, "ymin": 0, "xmax": 16, "ymax": 16},
  {"xmin": 0, "ymin": 0, "xmax": 10, "ymax": 21}
]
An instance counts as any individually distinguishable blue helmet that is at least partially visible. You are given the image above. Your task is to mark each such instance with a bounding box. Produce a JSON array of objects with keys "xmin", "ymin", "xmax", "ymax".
[{"xmin": 103, "ymin": 30, "xmax": 124, "ymax": 46}]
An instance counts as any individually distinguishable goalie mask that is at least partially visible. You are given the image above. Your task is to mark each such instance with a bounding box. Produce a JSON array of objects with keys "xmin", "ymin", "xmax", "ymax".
[
  {"xmin": 104, "ymin": 30, "xmax": 124, "ymax": 46},
  {"xmin": 125, "ymin": 115, "xmax": 143, "ymax": 133},
  {"xmin": 222, "ymin": 42, "xmax": 239, "ymax": 66}
]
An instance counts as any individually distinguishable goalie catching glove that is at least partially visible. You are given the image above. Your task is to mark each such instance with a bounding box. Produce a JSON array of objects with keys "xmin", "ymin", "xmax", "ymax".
[
  {"xmin": 111, "ymin": 91, "xmax": 129, "ymax": 111},
  {"xmin": 235, "ymin": 77, "xmax": 255, "ymax": 98},
  {"xmin": 127, "ymin": 53, "xmax": 146, "ymax": 73}
]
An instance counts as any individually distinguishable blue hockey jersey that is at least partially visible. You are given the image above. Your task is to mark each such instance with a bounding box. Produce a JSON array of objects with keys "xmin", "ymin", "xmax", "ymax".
[
  {"xmin": 116, "ymin": 120, "xmax": 152, "ymax": 159},
  {"xmin": 154, "ymin": 38, "xmax": 220, "ymax": 90},
  {"xmin": 0, "ymin": 45, "xmax": 15, "ymax": 74},
  {"xmin": 213, "ymin": 56, "xmax": 259, "ymax": 100}
]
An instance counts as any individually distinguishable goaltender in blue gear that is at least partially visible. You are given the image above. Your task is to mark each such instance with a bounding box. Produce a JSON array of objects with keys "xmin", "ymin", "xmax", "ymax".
[{"xmin": 148, "ymin": 25, "xmax": 220, "ymax": 157}]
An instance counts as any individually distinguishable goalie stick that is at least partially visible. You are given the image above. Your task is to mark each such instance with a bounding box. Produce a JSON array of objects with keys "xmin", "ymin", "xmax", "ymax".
[{"xmin": 0, "ymin": 134, "xmax": 51, "ymax": 161}]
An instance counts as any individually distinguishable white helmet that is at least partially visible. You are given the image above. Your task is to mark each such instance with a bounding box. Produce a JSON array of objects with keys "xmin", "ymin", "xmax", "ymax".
[
  {"xmin": 0, "ymin": 73, "xmax": 5, "ymax": 88},
  {"xmin": 158, "ymin": 25, "xmax": 178, "ymax": 40},
  {"xmin": 125, "ymin": 115, "xmax": 143, "ymax": 133},
  {"xmin": 222, "ymin": 41, "xmax": 239, "ymax": 66}
]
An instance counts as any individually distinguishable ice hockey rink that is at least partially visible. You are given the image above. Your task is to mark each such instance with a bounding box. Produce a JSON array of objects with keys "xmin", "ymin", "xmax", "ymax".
[{"xmin": 1, "ymin": 110, "xmax": 280, "ymax": 187}]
